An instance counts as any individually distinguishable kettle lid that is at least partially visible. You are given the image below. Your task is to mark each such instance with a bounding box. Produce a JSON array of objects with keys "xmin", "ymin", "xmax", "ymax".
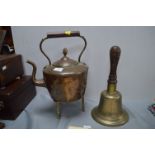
[{"xmin": 53, "ymin": 48, "xmax": 78, "ymax": 67}]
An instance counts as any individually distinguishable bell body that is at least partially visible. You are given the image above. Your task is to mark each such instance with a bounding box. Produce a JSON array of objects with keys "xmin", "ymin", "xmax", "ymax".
[
  {"xmin": 92, "ymin": 90, "xmax": 128, "ymax": 126},
  {"xmin": 43, "ymin": 63, "xmax": 88, "ymax": 102},
  {"xmin": 91, "ymin": 46, "xmax": 129, "ymax": 126}
]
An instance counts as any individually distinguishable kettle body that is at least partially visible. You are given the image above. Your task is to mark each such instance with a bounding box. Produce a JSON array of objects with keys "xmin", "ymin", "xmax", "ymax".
[
  {"xmin": 43, "ymin": 61, "xmax": 88, "ymax": 102},
  {"xmin": 27, "ymin": 31, "xmax": 88, "ymax": 118}
]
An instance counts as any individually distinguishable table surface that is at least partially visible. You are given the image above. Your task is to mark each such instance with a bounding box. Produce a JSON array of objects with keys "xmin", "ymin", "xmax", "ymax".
[{"xmin": 1, "ymin": 88, "xmax": 155, "ymax": 129}]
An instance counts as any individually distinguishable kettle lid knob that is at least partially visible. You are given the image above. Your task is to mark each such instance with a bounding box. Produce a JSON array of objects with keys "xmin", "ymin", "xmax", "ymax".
[{"xmin": 63, "ymin": 48, "xmax": 68, "ymax": 57}]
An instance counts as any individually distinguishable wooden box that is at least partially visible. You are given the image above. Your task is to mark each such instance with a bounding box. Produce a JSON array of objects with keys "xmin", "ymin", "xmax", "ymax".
[
  {"xmin": 0, "ymin": 54, "xmax": 24, "ymax": 87},
  {"xmin": 0, "ymin": 76, "xmax": 36, "ymax": 120}
]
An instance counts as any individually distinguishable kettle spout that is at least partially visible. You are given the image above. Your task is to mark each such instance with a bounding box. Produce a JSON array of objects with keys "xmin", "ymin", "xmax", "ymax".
[{"xmin": 27, "ymin": 60, "xmax": 46, "ymax": 87}]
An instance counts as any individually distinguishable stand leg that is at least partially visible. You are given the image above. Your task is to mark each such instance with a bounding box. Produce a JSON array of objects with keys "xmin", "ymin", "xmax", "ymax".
[
  {"xmin": 56, "ymin": 102, "xmax": 61, "ymax": 119},
  {"xmin": 81, "ymin": 96, "xmax": 85, "ymax": 112}
]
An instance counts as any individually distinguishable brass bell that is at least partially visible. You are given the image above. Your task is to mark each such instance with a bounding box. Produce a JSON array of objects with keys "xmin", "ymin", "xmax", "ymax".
[{"xmin": 91, "ymin": 46, "xmax": 129, "ymax": 126}]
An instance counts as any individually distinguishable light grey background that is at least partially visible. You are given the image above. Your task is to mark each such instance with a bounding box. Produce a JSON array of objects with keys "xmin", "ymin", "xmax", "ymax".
[{"xmin": 11, "ymin": 26, "xmax": 155, "ymax": 105}]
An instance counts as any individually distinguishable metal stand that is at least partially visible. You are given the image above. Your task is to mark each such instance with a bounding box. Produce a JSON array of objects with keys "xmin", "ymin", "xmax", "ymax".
[
  {"xmin": 56, "ymin": 102, "xmax": 61, "ymax": 119},
  {"xmin": 81, "ymin": 96, "xmax": 85, "ymax": 112},
  {"xmin": 56, "ymin": 96, "xmax": 85, "ymax": 119}
]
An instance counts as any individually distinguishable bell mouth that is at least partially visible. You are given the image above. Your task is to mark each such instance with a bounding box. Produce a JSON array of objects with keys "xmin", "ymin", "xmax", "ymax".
[{"xmin": 91, "ymin": 106, "xmax": 129, "ymax": 127}]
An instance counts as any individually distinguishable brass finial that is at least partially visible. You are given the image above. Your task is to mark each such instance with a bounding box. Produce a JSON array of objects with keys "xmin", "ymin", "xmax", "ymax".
[{"xmin": 63, "ymin": 48, "xmax": 68, "ymax": 57}]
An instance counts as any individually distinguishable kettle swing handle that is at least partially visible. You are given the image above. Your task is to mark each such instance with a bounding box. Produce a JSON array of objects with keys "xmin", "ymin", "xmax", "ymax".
[{"xmin": 39, "ymin": 31, "xmax": 87, "ymax": 65}]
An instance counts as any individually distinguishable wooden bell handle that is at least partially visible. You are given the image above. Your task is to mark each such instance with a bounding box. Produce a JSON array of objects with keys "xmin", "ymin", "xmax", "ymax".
[{"xmin": 108, "ymin": 46, "xmax": 121, "ymax": 85}]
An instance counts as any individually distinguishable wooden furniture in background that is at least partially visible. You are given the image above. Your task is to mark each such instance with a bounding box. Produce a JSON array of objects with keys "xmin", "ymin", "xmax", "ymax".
[{"xmin": 0, "ymin": 26, "xmax": 15, "ymax": 55}]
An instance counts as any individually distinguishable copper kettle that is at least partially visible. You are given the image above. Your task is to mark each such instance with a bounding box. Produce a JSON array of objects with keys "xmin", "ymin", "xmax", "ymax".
[{"xmin": 27, "ymin": 31, "xmax": 88, "ymax": 118}]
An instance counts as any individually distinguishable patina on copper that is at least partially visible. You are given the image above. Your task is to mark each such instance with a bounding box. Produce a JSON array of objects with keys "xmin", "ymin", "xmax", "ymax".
[{"xmin": 27, "ymin": 31, "xmax": 88, "ymax": 118}]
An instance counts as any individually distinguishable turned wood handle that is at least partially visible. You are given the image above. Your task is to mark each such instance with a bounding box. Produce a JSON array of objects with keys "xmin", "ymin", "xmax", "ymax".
[
  {"xmin": 47, "ymin": 31, "xmax": 80, "ymax": 38},
  {"xmin": 108, "ymin": 46, "xmax": 121, "ymax": 84}
]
